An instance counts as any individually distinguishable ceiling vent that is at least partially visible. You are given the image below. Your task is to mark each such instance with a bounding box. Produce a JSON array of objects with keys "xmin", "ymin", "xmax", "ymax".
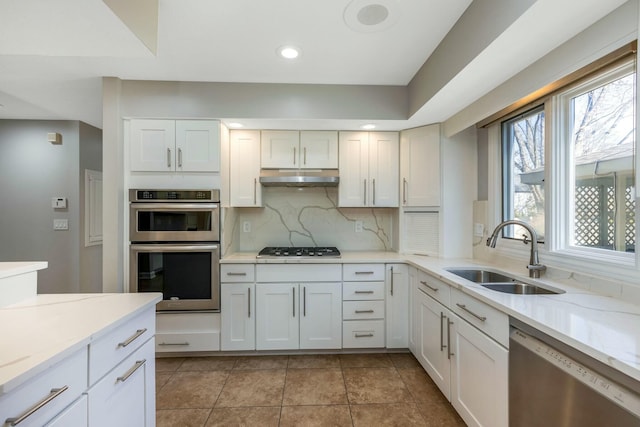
[{"xmin": 344, "ymin": 0, "xmax": 400, "ymax": 33}]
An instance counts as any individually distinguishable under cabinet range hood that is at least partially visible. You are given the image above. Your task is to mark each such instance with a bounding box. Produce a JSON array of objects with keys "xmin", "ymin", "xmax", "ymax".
[{"xmin": 259, "ymin": 169, "xmax": 339, "ymax": 187}]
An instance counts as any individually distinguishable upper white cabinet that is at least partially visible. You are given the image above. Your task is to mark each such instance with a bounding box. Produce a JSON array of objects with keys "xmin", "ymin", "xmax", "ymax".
[
  {"xmin": 338, "ymin": 131, "xmax": 399, "ymax": 207},
  {"xmin": 230, "ymin": 129, "xmax": 262, "ymax": 207},
  {"xmin": 261, "ymin": 130, "xmax": 338, "ymax": 169},
  {"xmin": 400, "ymin": 124, "xmax": 440, "ymax": 206},
  {"xmin": 130, "ymin": 119, "xmax": 220, "ymax": 172}
]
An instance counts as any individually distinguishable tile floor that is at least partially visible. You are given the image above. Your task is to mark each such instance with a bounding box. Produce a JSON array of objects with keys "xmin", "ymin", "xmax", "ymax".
[{"xmin": 156, "ymin": 353, "xmax": 466, "ymax": 426}]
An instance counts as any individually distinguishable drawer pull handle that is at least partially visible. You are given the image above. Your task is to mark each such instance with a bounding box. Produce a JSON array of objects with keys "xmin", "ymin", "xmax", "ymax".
[
  {"xmin": 355, "ymin": 271, "xmax": 374, "ymax": 275},
  {"xmin": 5, "ymin": 385, "xmax": 69, "ymax": 426},
  {"xmin": 456, "ymin": 303, "xmax": 487, "ymax": 322},
  {"xmin": 158, "ymin": 342, "xmax": 190, "ymax": 346},
  {"xmin": 117, "ymin": 359, "xmax": 147, "ymax": 383},
  {"xmin": 355, "ymin": 333, "xmax": 374, "ymax": 338},
  {"xmin": 420, "ymin": 281, "xmax": 439, "ymax": 292},
  {"xmin": 354, "ymin": 290, "xmax": 374, "ymax": 294},
  {"xmin": 118, "ymin": 328, "xmax": 147, "ymax": 348},
  {"xmin": 226, "ymin": 272, "xmax": 247, "ymax": 276},
  {"xmin": 355, "ymin": 310, "xmax": 374, "ymax": 313}
]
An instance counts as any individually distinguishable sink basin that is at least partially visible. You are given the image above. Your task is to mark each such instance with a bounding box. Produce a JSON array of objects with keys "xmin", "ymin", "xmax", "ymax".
[{"xmin": 445, "ymin": 268, "xmax": 565, "ymax": 295}]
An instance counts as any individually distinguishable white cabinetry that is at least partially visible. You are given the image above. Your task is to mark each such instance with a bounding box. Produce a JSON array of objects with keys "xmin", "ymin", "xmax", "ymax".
[
  {"xmin": 338, "ymin": 132, "xmax": 399, "ymax": 207},
  {"xmin": 400, "ymin": 124, "xmax": 440, "ymax": 206},
  {"xmin": 130, "ymin": 119, "xmax": 220, "ymax": 172},
  {"xmin": 156, "ymin": 312, "xmax": 220, "ymax": 352},
  {"xmin": 230, "ymin": 130, "xmax": 262, "ymax": 207},
  {"xmin": 261, "ymin": 130, "xmax": 338, "ymax": 169},
  {"xmin": 255, "ymin": 264, "xmax": 342, "ymax": 351},
  {"xmin": 221, "ymin": 264, "xmax": 256, "ymax": 351},
  {"xmin": 385, "ymin": 263, "xmax": 409, "ymax": 349},
  {"xmin": 342, "ymin": 264, "xmax": 385, "ymax": 348},
  {"xmin": 412, "ymin": 270, "xmax": 508, "ymax": 427}
]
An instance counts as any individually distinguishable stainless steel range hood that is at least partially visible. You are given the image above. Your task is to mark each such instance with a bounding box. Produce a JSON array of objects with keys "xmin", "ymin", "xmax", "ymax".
[{"xmin": 259, "ymin": 169, "xmax": 339, "ymax": 187}]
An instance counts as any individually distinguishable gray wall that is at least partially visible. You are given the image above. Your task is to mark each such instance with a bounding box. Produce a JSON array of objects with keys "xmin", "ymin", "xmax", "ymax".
[{"xmin": 0, "ymin": 120, "xmax": 102, "ymax": 293}]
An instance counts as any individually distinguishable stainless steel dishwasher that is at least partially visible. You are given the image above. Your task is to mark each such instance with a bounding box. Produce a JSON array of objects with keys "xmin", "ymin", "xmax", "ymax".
[{"xmin": 510, "ymin": 319, "xmax": 640, "ymax": 426}]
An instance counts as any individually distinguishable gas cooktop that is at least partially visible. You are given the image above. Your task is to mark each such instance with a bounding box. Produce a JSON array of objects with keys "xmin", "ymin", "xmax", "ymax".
[{"xmin": 257, "ymin": 246, "xmax": 341, "ymax": 259}]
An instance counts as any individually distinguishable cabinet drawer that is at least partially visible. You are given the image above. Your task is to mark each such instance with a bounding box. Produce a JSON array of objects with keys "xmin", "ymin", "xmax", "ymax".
[
  {"xmin": 450, "ymin": 288, "xmax": 509, "ymax": 348},
  {"xmin": 257, "ymin": 264, "xmax": 341, "ymax": 282},
  {"xmin": 342, "ymin": 320, "xmax": 385, "ymax": 348},
  {"xmin": 221, "ymin": 264, "xmax": 255, "ymax": 282},
  {"xmin": 156, "ymin": 332, "xmax": 220, "ymax": 352},
  {"xmin": 342, "ymin": 282, "xmax": 385, "ymax": 300},
  {"xmin": 343, "ymin": 264, "xmax": 385, "ymax": 281},
  {"xmin": 0, "ymin": 347, "xmax": 88, "ymax": 427},
  {"xmin": 343, "ymin": 300, "xmax": 385, "ymax": 320},
  {"xmin": 417, "ymin": 270, "xmax": 450, "ymax": 306},
  {"xmin": 89, "ymin": 308, "xmax": 155, "ymax": 385}
]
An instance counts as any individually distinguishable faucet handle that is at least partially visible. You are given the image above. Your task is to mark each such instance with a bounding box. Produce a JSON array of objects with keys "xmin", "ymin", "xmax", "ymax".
[{"xmin": 527, "ymin": 264, "xmax": 547, "ymax": 278}]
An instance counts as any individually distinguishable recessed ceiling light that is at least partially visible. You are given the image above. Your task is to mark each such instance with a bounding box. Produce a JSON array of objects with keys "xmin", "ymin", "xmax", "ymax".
[
  {"xmin": 344, "ymin": 0, "xmax": 400, "ymax": 33},
  {"xmin": 227, "ymin": 122, "xmax": 244, "ymax": 128},
  {"xmin": 278, "ymin": 46, "xmax": 300, "ymax": 59},
  {"xmin": 361, "ymin": 124, "xmax": 376, "ymax": 130}
]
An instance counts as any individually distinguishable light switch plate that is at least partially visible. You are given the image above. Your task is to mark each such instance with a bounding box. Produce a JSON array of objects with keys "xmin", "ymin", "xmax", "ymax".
[
  {"xmin": 473, "ymin": 223, "xmax": 484, "ymax": 237},
  {"xmin": 54, "ymin": 219, "xmax": 69, "ymax": 230}
]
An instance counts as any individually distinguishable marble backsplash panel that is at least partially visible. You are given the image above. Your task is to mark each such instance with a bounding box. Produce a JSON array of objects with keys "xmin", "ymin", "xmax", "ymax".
[{"xmin": 222, "ymin": 187, "xmax": 395, "ymax": 254}]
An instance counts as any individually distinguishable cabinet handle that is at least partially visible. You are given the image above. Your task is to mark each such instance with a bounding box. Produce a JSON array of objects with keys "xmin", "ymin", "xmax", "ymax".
[
  {"xmin": 456, "ymin": 303, "xmax": 487, "ymax": 322},
  {"xmin": 5, "ymin": 386, "xmax": 69, "ymax": 426},
  {"xmin": 226, "ymin": 272, "xmax": 247, "ymax": 276},
  {"xmin": 403, "ymin": 178, "xmax": 407, "ymax": 205},
  {"xmin": 158, "ymin": 342, "xmax": 189, "ymax": 346},
  {"xmin": 447, "ymin": 319, "xmax": 454, "ymax": 359},
  {"xmin": 355, "ymin": 309, "xmax": 374, "ymax": 313},
  {"xmin": 303, "ymin": 147, "xmax": 307, "ymax": 165},
  {"xmin": 390, "ymin": 265, "xmax": 394, "ymax": 296},
  {"xmin": 355, "ymin": 333, "xmax": 374, "ymax": 338},
  {"xmin": 293, "ymin": 147, "xmax": 296, "ymax": 165},
  {"xmin": 354, "ymin": 290, "xmax": 374, "ymax": 294},
  {"xmin": 118, "ymin": 328, "xmax": 147, "ymax": 348},
  {"xmin": 303, "ymin": 286, "xmax": 306, "ymax": 317},
  {"xmin": 167, "ymin": 148, "xmax": 171, "ymax": 168},
  {"xmin": 363, "ymin": 179, "xmax": 367, "ymax": 205},
  {"xmin": 372, "ymin": 178, "xmax": 376, "ymax": 205},
  {"xmin": 248, "ymin": 287, "xmax": 251, "ymax": 318},
  {"xmin": 355, "ymin": 271, "xmax": 374, "ymax": 275},
  {"xmin": 253, "ymin": 178, "xmax": 257, "ymax": 205},
  {"xmin": 117, "ymin": 359, "xmax": 147, "ymax": 383},
  {"xmin": 440, "ymin": 312, "xmax": 446, "ymax": 351},
  {"xmin": 420, "ymin": 280, "xmax": 439, "ymax": 292},
  {"xmin": 293, "ymin": 287, "xmax": 296, "ymax": 317},
  {"xmin": 178, "ymin": 148, "xmax": 183, "ymax": 168}
]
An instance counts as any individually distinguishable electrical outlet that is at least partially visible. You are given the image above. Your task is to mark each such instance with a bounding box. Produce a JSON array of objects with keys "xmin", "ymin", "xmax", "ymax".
[
  {"xmin": 355, "ymin": 220, "xmax": 363, "ymax": 232},
  {"xmin": 473, "ymin": 223, "xmax": 484, "ymax": 237},
  {"xmin": 242, "ymin": 221, "xmax": 251, "ymax": 233}
]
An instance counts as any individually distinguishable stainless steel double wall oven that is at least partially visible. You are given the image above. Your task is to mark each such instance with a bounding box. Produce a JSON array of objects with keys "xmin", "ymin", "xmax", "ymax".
[{"xmin": 129, "ymin": 189, "xmax": 220, "ymax": 311}]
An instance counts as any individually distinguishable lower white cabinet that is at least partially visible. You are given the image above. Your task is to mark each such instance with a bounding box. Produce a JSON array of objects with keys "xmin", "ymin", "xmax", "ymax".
[
  {"xmin": 156, "ymin": 312, "xmax": 221, "ymax": 352},
  {"xmin": 221, "ymin": 283, "xmax": 255, "ymax": 351},
  {"xmin": 299, "ymin": 283, "xmax": 342, "ymax": 349},
  {"xmin": 386, "ymin": 264, "xmax": 409, "ymax": 348},
  {"xmin": 46, "ymin": 395, "xmax": 87, "ymax": 426},
  {"xmin": 407, "ymin": 266, "xmax": 418, "ymax": 353}
]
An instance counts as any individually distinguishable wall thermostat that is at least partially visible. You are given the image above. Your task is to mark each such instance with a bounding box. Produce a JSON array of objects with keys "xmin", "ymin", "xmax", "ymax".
[{"xmin": 52, "ymin": 197, "xmax": 67, "ymax": 209}]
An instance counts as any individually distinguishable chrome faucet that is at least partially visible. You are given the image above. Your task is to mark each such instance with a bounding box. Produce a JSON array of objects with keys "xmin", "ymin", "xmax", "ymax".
[{"xmin": 486, "ymin": 219, "xmax": 546, "ymax": 278}]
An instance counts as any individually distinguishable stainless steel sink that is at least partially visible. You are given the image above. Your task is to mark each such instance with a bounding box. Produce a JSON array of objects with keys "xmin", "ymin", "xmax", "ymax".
[{"xmin": 445, "ymin": 268, "xmax": 565, "ymax": 295}]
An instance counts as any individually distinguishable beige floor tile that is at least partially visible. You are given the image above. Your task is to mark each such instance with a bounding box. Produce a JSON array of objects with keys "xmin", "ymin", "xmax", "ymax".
[
  {"xmin": 156, "ymin": 371, "xmax": 229, "ymax": 409},
  {"xmin": 215, "ymin": 369, "xmax": 286, "ymax": 407},
  {"xmin": 179, "ymin": 356, "xmax": 237, "ymax": 371},
  {"xmin": 279, "ymin": 405, "xmax": 353, "ymax": 427},
  {"xmin": 156, "ymin": 408, "xmax": 211, "ymax": 427},
  {"xmin": 288, "ymin": 354, "xmax": 341, "ymax": 369},
  {"xmin": 351, "ymin": 403, "xmax": 427, "ymax": 426},
  {"xmin": 340, "ymin": 353, "xmax": 393, "ymax": 368},
  {"xmin": 283, "ymin": 368, "xmax": 348, "ymax": 405},
  {"xmin": 343, "ymin": 367, "xmax": 412, "ymax": 404},
  {"xmin": 396, "ymin": 368, "xmax": 443, "ymax": 402},
  {"xmin": 233, "ymin": 355, "xmax": 289, "ymax": 370},
  {"xmin": 415, "ymin": 399, "xmax": 466, "ymax": 427},
  {"xmin": 156, "ymin": 357, "xmax": 185, "ymax": 372},
  {"xmin": 204, "ymin": 406, "xmax": 281, "ymax": 427},
  {"xmin": 156, "ymin": 372, "xmax": 173, "ymax": 393},
  {"xmin": 389, "ymin": 353, "xmax": 422, "ymax": 369}
]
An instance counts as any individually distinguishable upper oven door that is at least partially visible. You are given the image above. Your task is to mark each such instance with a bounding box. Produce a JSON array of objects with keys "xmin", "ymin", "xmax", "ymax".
[{"xmin": 130, "ymin": 203, "xmax": 220, "ymax": 242}]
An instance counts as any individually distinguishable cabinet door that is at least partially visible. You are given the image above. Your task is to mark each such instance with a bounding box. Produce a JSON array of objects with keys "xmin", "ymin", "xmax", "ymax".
[
  {"xmin": 368, "ymin": 132, "xmax": 399, "ymax": 207},
  {"xmin": 408, "ymin": 267, "xmax": 418, "ymax": 353},
  {"xmin": 175, "ymin": 120, "xmax": 220, "ymax": 172},
  {"xmin": 386, "ymin": 264, "xmax": 408, "ymax": 348},
  {"xmin": 417, "ymin": 289, "xmax": 451, "ymax": 399},
  {"xmin": 230, "ymin": 130, "xmax": 262, "ymax": 207},
  {"xmin": 261, "ymin": 130, "xmax": 299, "ymax": 168},
  {"xmin": 256, "ymin": 284, "xmax": 299, "ymax": 350},
  {"xmin": 299, "ymin": 282, "xmax": 342, "ymax": 349},
  {"xmin": 130, "ymin": 119, "xmax": 175, "ymax": 171},
  {"xmin": 45, "ymin": 395, "xmax": 87, "ymax": 426},
  {"xmin": 300, "ymin": 131, "xmax": 338, "ymax": 169},
  {"xmin": 338, "ymin": 131, "xmax": 369, "ymax": 207},
  {"xmin": 450, "ymin": 315, "xmax": 508, "ymax": 427},
  {"xmin": 221, "ymin": 283, "xmax": 255, "ymax": 351},
  {"xmin": 400, "ymin": 124, "xmax": 440, "ymax": 206}
]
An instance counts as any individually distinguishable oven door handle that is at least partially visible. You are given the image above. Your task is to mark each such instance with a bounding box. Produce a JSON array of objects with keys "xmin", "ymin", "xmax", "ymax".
[
  {"xmin": 130, "ymin": 244, "xmax": 219, "ymax": 251},
  {"xmin": 130, "ymin": 203, "xmax": 219, "ymax": 210}
]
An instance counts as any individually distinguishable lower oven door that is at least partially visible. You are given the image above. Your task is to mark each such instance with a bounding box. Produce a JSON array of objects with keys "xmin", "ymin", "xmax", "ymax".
[{"xmin": 130, "ymin": 243, "xmax": 220, "ymax": 311}]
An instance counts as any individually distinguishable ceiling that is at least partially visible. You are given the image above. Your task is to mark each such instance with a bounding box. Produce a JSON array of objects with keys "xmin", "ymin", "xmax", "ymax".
[{"xmin": 0, "ymin": 0, "xmax": 631, "ymax": 130}]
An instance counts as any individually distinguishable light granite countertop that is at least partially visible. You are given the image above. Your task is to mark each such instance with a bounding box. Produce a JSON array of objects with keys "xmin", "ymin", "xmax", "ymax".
[
  {"xmin": 0, "ymin": 292, "xmax": 161, "ymax": 396},
  {"xmin": 223, "ymin": 251, "xmax": 640, "ymax": 383}
]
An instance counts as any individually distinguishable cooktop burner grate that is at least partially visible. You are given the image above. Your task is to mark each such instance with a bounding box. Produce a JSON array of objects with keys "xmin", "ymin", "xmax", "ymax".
[{"xmin": 257, "ymin": 246, "xmax": 341, "ymax": 258}]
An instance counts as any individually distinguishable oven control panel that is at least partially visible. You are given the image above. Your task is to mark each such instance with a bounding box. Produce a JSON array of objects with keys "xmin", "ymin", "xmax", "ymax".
[{"xmin": 130, "ymin": 189, "xmax": 220, "ymax": 202}]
